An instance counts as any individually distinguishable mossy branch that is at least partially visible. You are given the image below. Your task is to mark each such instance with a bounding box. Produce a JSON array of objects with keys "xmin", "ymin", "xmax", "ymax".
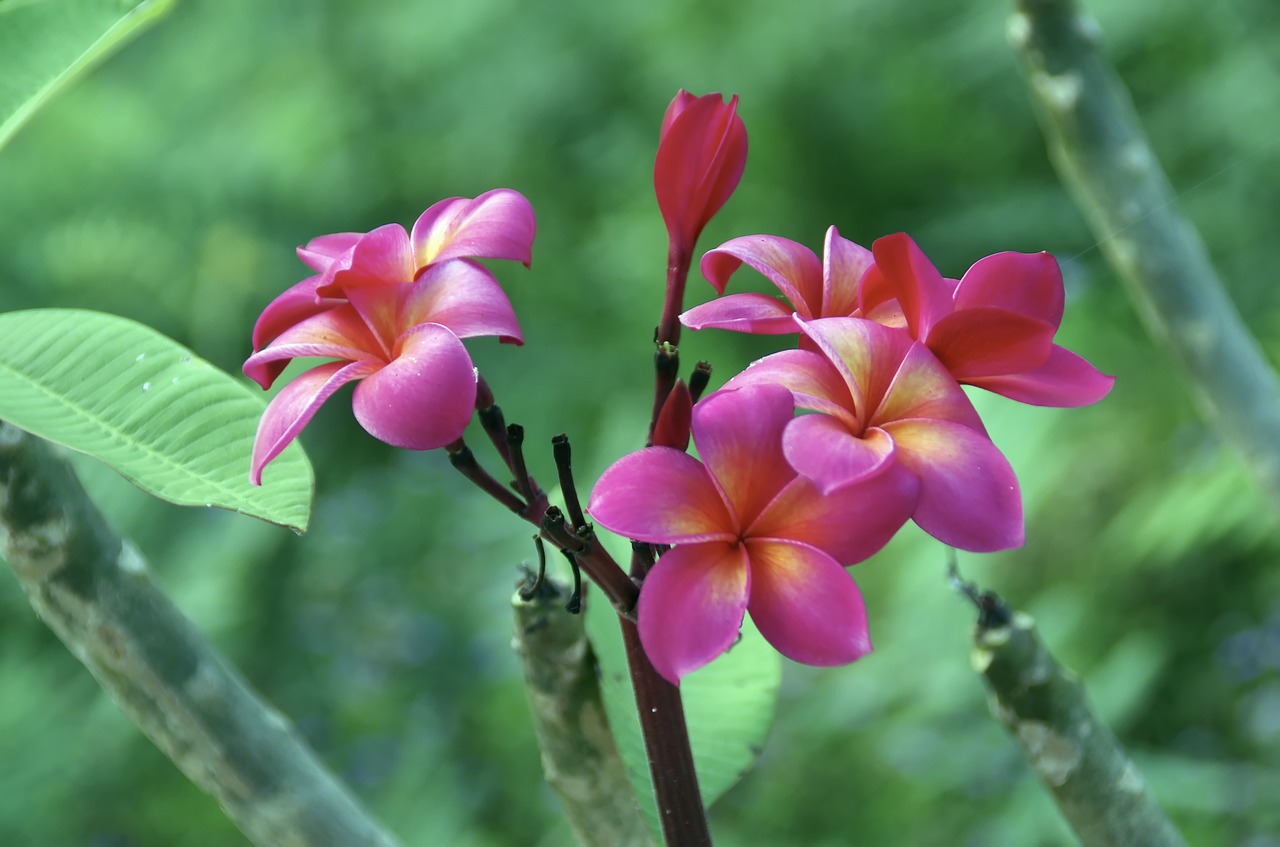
[{"xmin": 0, "ymin": 422, "xmax": 402, "ymax": 847}]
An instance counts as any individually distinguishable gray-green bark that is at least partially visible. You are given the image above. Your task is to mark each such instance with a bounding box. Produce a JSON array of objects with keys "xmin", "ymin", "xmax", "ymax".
[{"xmin": 0, "ymin": 422, "xmax": 402, "ymax": 847}]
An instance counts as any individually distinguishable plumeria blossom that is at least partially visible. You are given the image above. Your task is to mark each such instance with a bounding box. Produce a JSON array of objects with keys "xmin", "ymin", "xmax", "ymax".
[
  {"xmin": 244, "ymin": 189, "xmax": 536, "ymax": 484},
  {"xmin": 859, "ymin": 233, "xmax": 1113, "ymax": 407},
  {"xmin": 586, "ymin": 384, "xmax": 916, "ymax": 684},
  {"xmin": 654, "ymin": 90, "xmax": 748, "ymax": 264},
  {"xmin": 723, "ymin": 316, "xmax": 1023, "ymax": 552},
  {"xmin": 681, "ymin": 225, "xmax": 872, "ymax": 334}
]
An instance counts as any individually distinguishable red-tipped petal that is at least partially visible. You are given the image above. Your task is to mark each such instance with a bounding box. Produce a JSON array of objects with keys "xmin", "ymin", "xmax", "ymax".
[
  {"xmin": 965, "ymin": 345, "xmax": 1116, "ymax": 407},
  {"xmin": 781, "ymin": 415, "xmax": 894, "ymax": 493},
  {"xmin": 822, "ymin": 226, "xmax": 873, "ymax": 318},
  {"xmin": 350, "ymin": 323, "xmax": 477, "ymax": 450},
  {"xmin": 926, "ymin": 307, "xmax": 1055, "ymax": 379},
  {"xmin": 870, "ymin": 233, "xmax": 954, "ymax": 339},
  {"xmin": 680, "ymin": 292, "xmax": 800, "ymax": 335},
  {"xmin": 954, "ymin": 251, "xmax": 1064, "ymax": 326},
  {"xmin": 587, "ymin": 447, "xmax": 735, "ymax": 544},
  {"xmin": 411, "ymin": 188, "xmax": 537, "ymax": 268},
  {"xmin": 884, "ymin": 418, "xmax": 1024, "ymax": 552},
  {"xmin": 700, "ymin": 235, "xmax": 823, "ymax": 316},
  {"xmin": 691, "ymin": 386, "xmax": 796, "ymax": 529},
  {"xmin": 638, "ymin": 542, "xmax": 751, "ymax": 684},
  {"xmin": 744, "ymin": 540, "xmax": 871, "ymax": 667},
  {"xmin": 250, "ymin": 359, "xmax": 379, "ymax": 485},
  {"xmin": 401, "ymin": 259, "xmax": 523, "ymax": 344},
  {"xmin": 654, "ymin": 93, "xmax": 747, "ymax": 251}
]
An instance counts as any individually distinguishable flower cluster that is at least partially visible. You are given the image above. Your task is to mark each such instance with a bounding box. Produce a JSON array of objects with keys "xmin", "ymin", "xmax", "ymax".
[{"xmin": 244, "ymin": 189, "xmax": 535, "ymax": 484}]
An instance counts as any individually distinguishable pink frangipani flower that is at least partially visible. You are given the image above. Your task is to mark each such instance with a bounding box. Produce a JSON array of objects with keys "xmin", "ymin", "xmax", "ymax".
[
  {"xmin": 859, "ymin": 232, "xmax": 1114, "ymax": 407},
  {"xmin": 244, "ymin": 189, "xmax": 536, "ymax": 485},
  {"xmin": 681, "ymin": 226, "xmax": 872, "ymax": 334},
  {"xmin": 586, "ymin": 384, "xmax": 916, "ymax": 684},
  {"xmin": 724, "ymin": 316, "xmax": 1023, "ymax": 553}
]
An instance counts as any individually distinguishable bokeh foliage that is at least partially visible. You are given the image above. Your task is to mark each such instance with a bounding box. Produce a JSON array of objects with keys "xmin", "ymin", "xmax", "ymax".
[{"xmin": 1, "ymin": 0, "xmax": 1278, "ymax": 844}]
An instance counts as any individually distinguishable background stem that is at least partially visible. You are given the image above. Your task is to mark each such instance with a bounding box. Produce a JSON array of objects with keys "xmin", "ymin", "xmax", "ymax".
[{"xmin": 0, "ymin": 423, "xmax": 402, "ymax": 847}]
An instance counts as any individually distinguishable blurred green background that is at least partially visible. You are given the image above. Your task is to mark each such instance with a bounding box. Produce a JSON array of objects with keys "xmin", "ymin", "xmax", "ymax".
[{"xmin": 3, "ymin": 0, "xmax": 1280, "ymax": 844}]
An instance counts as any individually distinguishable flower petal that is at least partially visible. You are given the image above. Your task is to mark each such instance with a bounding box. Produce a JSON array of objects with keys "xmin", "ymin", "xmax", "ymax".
[
  {"xmin": 400, "ymin": 258, "xmax": 523, "ymax": 344},
  {"xmin": 798, "ymin": 316, "xmax": 916, "ymax": 425},
  {"xmin": 723, "ymin": 348, "xmax": 857, "ymax": 425},
  {"xmin": 926, "ymin": 307, "xmax": 1055, "ymax": 379},
  {"xmin": 965, "ymin": 344, "xmax": 1116, "ymax": 407},
  {"xmin": 751, "ymin": 458, "xmax": 918, "ymax": 565},
  {"xmin": 874, "ymin": 341, "xmax": 988, "ymax": 433},
  {"xmin": 691, "ymin": 386, "xmax": 796, "ymax": 529},
  {"xmin": 297, "ymin": 232, "xmax": 361, "ymax": 273},
  {"xmin": 587, "ymin": 447, "xmax": 735, "ymax": 544},
  {"xmin": 883, "ymin": 418, "xmax": 1024, "ymax": 552},
  {"xmin": 250, "ymin": 274, "xmax": 344, "ymax": 351},
  {"xmin": 250, "ymin": 360, "xmax": 379, "ymax": 485},
  {"xmin": 411, "ymin": 188, "xmax": 537, "ymax": 268},
  {"xmin": 953, "ymin": 251, "xmax": 1064, "ymax": 326},
  {"xmin": 680, "ymin": 292, "xmax": 799, "ymax": 335},
  {"xmin": 780, "ymin": 414, "xmax": 894, "ymax": 493},
  {"xmin": 744, "ymin": 539, "xmax": 871, "ymax": 667},
  {"xmin": 700, "ymin": 235, "xmax": 823, "ymax": 316},
  {"xmin": 822, "ymin": 226, "xmax": 873, "ymax": 318},
  {"xmin": 350, "ymin": 323, "xmax": 477, "ymax": 450},
  {"xmin": 638, "ymin": 541, "xmax": 750, "ymax": 684},
  {"xmin": 244, "ymin": 305, "xmax": 385, "ymax": 389},
  {"xmin": 317, "ymin": 223, "xmax": 415, "ymax": 297},
  {"xmin": 654, "ymin": 93, "xmax": 747, "ymax": 252},
  {"xmin": 869, "ymin": 233, "xmax": 954, "ymax": 339}
]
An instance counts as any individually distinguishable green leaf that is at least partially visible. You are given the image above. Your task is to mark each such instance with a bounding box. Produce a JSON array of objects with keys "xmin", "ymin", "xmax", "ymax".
[
  {"xmin": 0, "ymin": 0, "xmax": 175, "ymax": 153},
  {"xmin": 585, "ymin": 596, "xmax": 782, "ymax": 839},
  {"xmin": 0, "ymin": 309, "xmax": 313, "ymax": 532}
]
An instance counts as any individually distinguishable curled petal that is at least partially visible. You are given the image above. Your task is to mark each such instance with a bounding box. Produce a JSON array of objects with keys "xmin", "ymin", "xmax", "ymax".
[
  {"xmin": 244, "ymin": 305, "xmax": 385, "ymax": 389},
  {"xmin": 700, "ymin": 235, "xmax": 823, "ymax": 315},
  {"xmin": 954, "ymin": 251, "xmax": 1064, "ymax": 326},
  {"xmin": 350, "ymin": 323, "xmax": 477, "ymax": 450},
  {"xmin": 411, "ymin": 188, "xmax": 537, "ymax": 268},
  {"xmin": 692, "ymin": 386, "xmax": 796, "ymax": 529},
  {"xmin": 744, "ymin": 540, "xmax": 871, "ymax": 667},
  {"xmin": 638, "ymin": 542, "xmax": 751, "ymax": 684},
  {"xmin": 752, "ymin": 459, "xmax": 918, "ymax": 565},
  {"xmin": 317, "ymin": 223, "xmax": 415, "ymax": 297},
  {"xmin": 400, "ymin": 259, "xmax": 523, "ymax": 344},
  {"xmin": 884, "ymin": 418, "xmax": 1024, "ymax": 552},
  {"xmin": 926, "ymin": 307, "xmax": 1055, "ymax": 379},
  {"xmin": 869, "ymin": 233, "xmax": 954, "ymax": 339},
  {"xmin": 680, "ymin": 292, "xmax": 799, "ymax": 335},
  {"xmin": 780, "ymin": 415, "xmax": 894, "ymax": 493},
  {"xmin": 250, "ymin": 274, "xmax": 344, "ymax": 351},
  {"xmin": 250, "ymin": 360, "xmax": 379, "ymax": 485},
  {"xmin": 822, "ymin": 226, "xmax": 873, "ymax": 318},
  {"xmin": 723, "ymin": 348, "xmax": 856, "ymax": 425},
  {"xmin": 297, "ymin": 233, "xmax": 361, "ymax": 273},
  {"xmin": 587, "ymin": 447, "xmax": 735, "ymax": 544},
  {"xmin": 965, "ymin": 345, "xmax": 1116, "ymax": 407}
]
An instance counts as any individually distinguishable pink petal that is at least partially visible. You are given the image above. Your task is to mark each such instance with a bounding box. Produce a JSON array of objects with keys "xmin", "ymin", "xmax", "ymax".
[
  {"xmin": 411, "ymin": 188, "xmax": 537, "ymax": 268},
  {"xmin": 350, "ymin": 323, "xmax": 477, "ymax": 450},
  {"xmin": 638, "ymin": 541, "xmax": 751, "ymax": 684},
  {"xmin": 965, "ymin": 345, "xmax": 1116, "ymax": 407},
  {"xmin": 654, "ymin": 93, "xmax": 748, "ymax": 252},
  {"xmin": 722, "ymin": 348, "xmax": 858, "ymax": 426},
  {"xmin": 873, "ymin": 341, "xmax": 988, "ymax": 433},
  {"xmin": 781, "ymin": 414, "xmax": 894, "ymax": 492},
  {"xmin": 869, "ymin": 233, "xmax": 954, "ymax": 339},
  {"xmin": 798, "ymin": 316, "xmax": 917, "ymax": 425},
  {"xmin": 317, "ymin": 223, "xmax": 415, "ymax": 297},
  {"xmin": 751, "ymin": 452, "xmax": 917, "ymax": 564},
  {"xmin": 821, "ymin": 226, "xmax": 873, "ymax": 318},
  {"xmin": 926, "ymin": 307, "xmax": 1055, "ymax": 379},
  {"xmin": 659, "ymin": 89, "xmax": 698, "ymax": 138},
  {"xmin": 953, "ymin": 251, "xmax": 1064, "ymax": 326},
  {"xmin": 250, "ymin": 359, "xmax": 379, "ymax": 485},
  {"xmin": 691, "ymin": 386, "xmax": 796, "ymax": 529},
  {"xmin": 250, "ymin": 274, "xmax": 344, "ymax": 351},
  {"xmin": 587, "ymin": 447, "xmax": 735, "ymax": 544},
  {"xmin": 744, "ymin": 540, "xmax": 871, "ymax": 667},
  {"xmin": 244, "ymin": 305, "xmax": 386, "ymax": 389},
  {"xmin": 297, "ymin": 233, "xmax": 361, "ymax": 273},
  {"xmin": 883, "ymin": 418, "xmax": 1024, "ymax": 552},
  {"xmin": 700, "ymin": 235, "xmax": 823, "ymax": 315},
  {"xmin": 400, "ymin": 259, "xmax": 523, "ymax": 344},
  {"xmin": 680, "ymin": 292, "xmax": 799, "ymax": 335}
]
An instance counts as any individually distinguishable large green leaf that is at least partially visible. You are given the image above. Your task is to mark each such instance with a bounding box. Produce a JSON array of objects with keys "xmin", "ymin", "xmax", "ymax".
[
  {"xmin": 0, "ymin": 309, "xmax": 313, "ymax": 532},
  {"xmin": 585, "ymin": 593, "xmax": 781, "ymax": 839},
  {"xmin": 0, "ymin": 0, "xmax": 175, "ymax": 152}
]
